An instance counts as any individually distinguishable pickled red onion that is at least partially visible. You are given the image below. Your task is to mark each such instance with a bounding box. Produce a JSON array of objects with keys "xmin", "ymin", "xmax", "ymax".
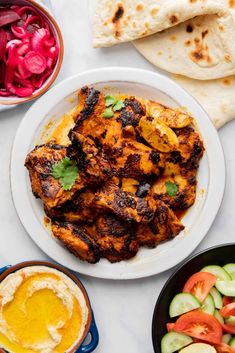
[
  {"xmin": 0, "ymin": 61, "xmax": 6, "ymax": 84},
  {"xmin": 24, "ymin": 51, "xmax": 46, "ymax": 74},
  {"xmin": 0, "ymin": 9, "xmax": 20, "ymax": 27},
  {"xmin": 0, "ymin": 4, "xmax": 59, "ymax": 98},
  {"xmin": 11, "ymin": 24, "xmax": 26, "ymax": 38},
  {"xmin": 0, "ymin": 29, "xmax": 7, "ymax": 60}
]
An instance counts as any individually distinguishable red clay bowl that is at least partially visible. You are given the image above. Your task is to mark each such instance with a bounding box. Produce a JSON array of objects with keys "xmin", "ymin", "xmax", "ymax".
[{"xmin": 0, "ymin": 0, "xmax": 64, "ymax": 105}]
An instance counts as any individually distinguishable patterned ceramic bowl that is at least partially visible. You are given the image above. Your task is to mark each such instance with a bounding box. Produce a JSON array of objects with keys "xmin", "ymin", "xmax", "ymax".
[{"xmin": 0, "ymin": 261, "xmax": 99, "ymax": 353}]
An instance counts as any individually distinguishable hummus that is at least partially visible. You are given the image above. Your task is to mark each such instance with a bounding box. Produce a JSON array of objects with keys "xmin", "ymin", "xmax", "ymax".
[{"xmin": 0, "ymin": 266, "xmax": 89, "ymax": 353}]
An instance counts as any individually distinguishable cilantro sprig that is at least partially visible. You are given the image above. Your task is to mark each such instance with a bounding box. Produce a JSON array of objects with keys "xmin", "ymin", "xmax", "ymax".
[
  {"xmin": 165, "ymin": 181, "xmax": 178, "ymax": 197},
  {"xmin": 103, "ymin": 94, "xmax": 125, "ymax": 118},
  {"xmin": 52, "ymin": 157, "xmax": 78, "ymax": 191}
]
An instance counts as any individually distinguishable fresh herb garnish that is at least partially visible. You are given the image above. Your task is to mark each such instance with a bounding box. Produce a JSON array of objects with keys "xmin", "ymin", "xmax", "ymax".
[
  {"xmin": 105, "ymin": 95, "xmax": 117, "ymax": 107},
  {"xmin": 103, "ymin": 94, "xmax": 124, "ymax": 118},
  {"xmin": 103, "ymin": 107, "xmax": 114, "ymax": 118},
  {"xmin": 52, "ymin": 157, "xmax": 78, "ymax": 191},
  {"xmin": 165, "ymin": 181, "xmax": 178, "ymax": 197},
  {"xmin": 113, "ymin": 100, "xmax": 125, "ymax": 111}
]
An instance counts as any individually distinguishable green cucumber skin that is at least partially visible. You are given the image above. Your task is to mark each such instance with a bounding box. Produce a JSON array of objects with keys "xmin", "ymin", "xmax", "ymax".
[
  {"xmin": 169, "ymin": 293, "xmax": 200, "ymax": 318},
  {"xmin": 210, "ymin": 288, "xmax": 223, "ymax": 309},
  {"xmin": 230, "ymin": 337, "xmax": 235, "ymax": 347},
  {"xmin": 225, "ymin": 316, "xmax": 235, "ymax": 325},
  {"xmin": 201, "ymin": 294, "xmax": 215, "ymax": 315},
  {"xmin": 224, "ymin": 264, "xmax": 235, "ymax": 280},
  {"xmin": 214, "ymin": 310, "xmax": 224, "ymax": 324},
  {"xmin": 216, "ymin": 280, "xmax": 235, "ymax": 296},
  {"xmin": 161, "ymin": 332, "xmax": 193, "ymax": 353},
  {"xmin": 223, "ymin": 334, "xmax": 232, "ymax": 344},
  {"xmin": 201, "ymin": 265, "xmax": 231, "ymax": 280}
]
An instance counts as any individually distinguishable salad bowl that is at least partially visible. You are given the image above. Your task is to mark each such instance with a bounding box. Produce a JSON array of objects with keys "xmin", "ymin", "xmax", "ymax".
[{"xmin": 152, "ymin": 244, "xmax": 235, "ymax": 353}]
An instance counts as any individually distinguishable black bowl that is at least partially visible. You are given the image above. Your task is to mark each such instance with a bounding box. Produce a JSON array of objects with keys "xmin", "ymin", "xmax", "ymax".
[{"xmin": 152, "ymin": 243, "xmax": 235, "ymax": 353}]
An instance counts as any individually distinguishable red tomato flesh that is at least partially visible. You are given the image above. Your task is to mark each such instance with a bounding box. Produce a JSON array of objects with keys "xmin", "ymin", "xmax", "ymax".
[
  {"xmin": 223, "ymin": 297, "xmax": 233, "ymax": 306},
  {"xmin": 174, "ymin": 311, "xmax": 223, "ymax": 344},
  {"xmin": 166, "ymin": 323, "xmax": 175, "ymax": 332},
  {"xmin": 220, "ymin": 303, "xmax": 235, "ymax": 318},
  {"xmin": 183, "ymin": 272, "xmax": 217, "ymax": 302},
  {"xmin": 222, "ymin": 324, "xmax": 235, "ymax": 334},
  {"xmin": 214, "ymin": 343, "xmax": 235, "ymax": 353}
]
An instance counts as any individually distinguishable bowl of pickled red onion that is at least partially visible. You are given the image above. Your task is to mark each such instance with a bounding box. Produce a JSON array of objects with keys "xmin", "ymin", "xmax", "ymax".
[{"xmin": 0, "ymin": 0, "xmax": 64, "ymax": 105}]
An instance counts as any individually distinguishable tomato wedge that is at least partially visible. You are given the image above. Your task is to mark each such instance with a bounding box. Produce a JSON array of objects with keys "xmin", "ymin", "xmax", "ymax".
[
  {"xmin": 222, "ymin": 324, "xmax": 235, "ymax": 334},
  {"xmin": 223, "ymin": 297, "xmax": 234, "ymax": 306},
  {"xmin": 166, "ymin": 323, "xmax": 175, "ymax": 332},
  {"xmin": 174, "ymin": 311, "xmax": 222, "ymax": 344},
  {"xmin": 214, "ymin": 343, "xmax": 235, "ymax": 353},
  {"xmin": 183, "ymin": 272, "xmax": 217, "ymax": 302},
  {"xmin": 220, "ymin": 303, "xmax": 235, "ymax": 318}
]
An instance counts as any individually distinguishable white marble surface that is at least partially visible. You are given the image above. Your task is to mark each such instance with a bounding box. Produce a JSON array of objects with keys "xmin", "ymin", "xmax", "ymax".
[{"xmin": 1, "ymin": 1, "xmax": 235, "ymax": 352}]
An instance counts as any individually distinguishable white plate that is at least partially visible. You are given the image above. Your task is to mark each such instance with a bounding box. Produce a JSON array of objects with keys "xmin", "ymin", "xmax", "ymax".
[{"xmin": 10, "ymin": 67, "xmax": 225, "ymax": 280}]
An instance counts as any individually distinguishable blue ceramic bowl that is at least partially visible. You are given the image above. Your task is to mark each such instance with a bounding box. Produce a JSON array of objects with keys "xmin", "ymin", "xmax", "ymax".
[
  {"xmin": 152, "ymin": 243, "xmax": 235, "ymax": 353},
  {"xmin": 0, "ymin": 261, "xmax": 99, "ymax": 353}
]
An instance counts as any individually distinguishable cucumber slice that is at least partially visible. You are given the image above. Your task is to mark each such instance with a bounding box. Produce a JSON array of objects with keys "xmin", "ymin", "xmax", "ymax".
[
  {"xmin": 169, "ymin": 293, "xmax": 201, "ymax": 318},
  {"xmin": 201, "ymin": 294, "xmax": 215, "ymax": 315},
  {"xmin": 224, "ymin": 264, "xmax": 235, "ymax": 280},
  {"xmin": 216, "ymin": 280, "xmax": 235, "ymax": 296},
  {"xmin": 179, "ymin": 343, "xmax": 216, "ymax": 353},
  {"xmin": 225, "ymin": 316, "xmax": 235, "ymax": 325},
  {"xmin": 201, "ymin": 265, "xmax": 231, "ymax": 280},
  {"xmin": 223, "ymin": 334, "xmax": 232, "ymax": 344},
  {"xmin": 214, "ymin": 310, "xmax": 224, "ymax": 324},
  {"xmin": 161, "ymin": 332, "xmax": 193, "ymax": 353},
  {"xmin": 230, "ymin": 337, "xmax": 235, "ymax": 347},
  {"xmin": 210, "ymin": 287, "xmax": 223, "ymax": 309}
]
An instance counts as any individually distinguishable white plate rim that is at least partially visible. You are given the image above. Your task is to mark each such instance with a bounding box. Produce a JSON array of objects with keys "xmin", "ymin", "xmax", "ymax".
[{"xmin": 10, "ymin": 67, "xmax": 225, "ymax": 280}]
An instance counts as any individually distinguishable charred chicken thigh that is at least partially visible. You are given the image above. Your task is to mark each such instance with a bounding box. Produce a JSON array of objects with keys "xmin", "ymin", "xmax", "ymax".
[{"xmin": 25, "ymin": 86, "xmax": 204, "ymax": 263}]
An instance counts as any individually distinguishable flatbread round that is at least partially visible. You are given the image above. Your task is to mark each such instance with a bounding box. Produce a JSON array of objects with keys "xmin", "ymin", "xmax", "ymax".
[
  {"xmin": 92, "ymin": 0, "xmax": 235, "ymax": 126},
  {"xmin": 173, "ymin": 74, "xmax": 235, "ymax": 128},
  {"xmin": 93, "ymin": 0, "xmax": 228, "ymax": 46},
  {"xmin": 93, "ymin": 0, "xmax": 235, "ymax": 80}
]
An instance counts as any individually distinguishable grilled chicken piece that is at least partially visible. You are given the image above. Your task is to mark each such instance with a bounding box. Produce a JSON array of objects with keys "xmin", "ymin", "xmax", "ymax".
[
  {"xmin": 175, "ymin": 127, "xmax": 204, "ymax": 169},
  {"xmin": 102, "ymin": 118, "xmax": 123, "ymax": 149},
  {"xmin": 121, "ymin": 178, "xmax": 139, "ymax": 194},
  {"xmin": 51, "ymin": 220, "xmax": 100, "ymax": 263},
  {"xmin": 45, "ymin": 189, "xmax": 96, "ymax": 223},
  {"xmin": 117, "ymin": 97, "xmax": 146, "ymax": 128},
  {"xmin": 136, "ymin": 201, "xmax": 184, "ymax": 248},
  {"xmin": 152, "ymin": 170, "xmax": 197, "ymax": 209},
  {"xmin": 25, "ymin": 143, "xmax": 85, "ymax": 209},
  {"xmin": 106, "ymin": 138, "xmax": 163, "ymax": 180},
  {"xmin": 152, "ymin": 129, "xmax": 201, "ymax": 209},
  {"xmin": 95, "ymin": 214, "xmax": 138, "ymax": 262},
  {"xmin": 69, "ymin": 131, "xmax": 111, "ymax": 184},
  {"xmin": 94, "ymin": 181, "xmax": 155, "ymax": 223},
  {"xmin": 72, "ymin": 86, "xmax": 108, "ymax": 140}
]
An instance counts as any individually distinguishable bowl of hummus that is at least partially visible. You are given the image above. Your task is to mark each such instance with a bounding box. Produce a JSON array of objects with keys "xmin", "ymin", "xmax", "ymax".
[{"xmin": 0, "ymin": 261, "xmax": 99, "ymax": 353}]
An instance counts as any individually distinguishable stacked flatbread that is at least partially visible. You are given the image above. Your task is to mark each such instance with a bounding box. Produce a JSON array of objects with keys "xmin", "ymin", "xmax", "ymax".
[{"xmin": 93, "ymin": 0, "xmax": 235, "ymax": 128}]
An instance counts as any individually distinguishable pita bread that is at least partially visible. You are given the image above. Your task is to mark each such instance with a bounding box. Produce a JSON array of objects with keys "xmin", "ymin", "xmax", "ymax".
[
  {"xmin": 133, "ymin": 0, "xmax": 235, "ymax": 80},
  {"xmin": 172, "ymin": 74, "xmax": 235, "ymax": 128},
  {"xmin": 93, "ymin": 0, "xmax": 235, "ymax": 80},
  {"xmin": 93, "ymin": 0, "xmax": 227, "ymax": 46},
  {"xmin": 92, "ymin": 0, "xmax": 235, "ymax": 126}
]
